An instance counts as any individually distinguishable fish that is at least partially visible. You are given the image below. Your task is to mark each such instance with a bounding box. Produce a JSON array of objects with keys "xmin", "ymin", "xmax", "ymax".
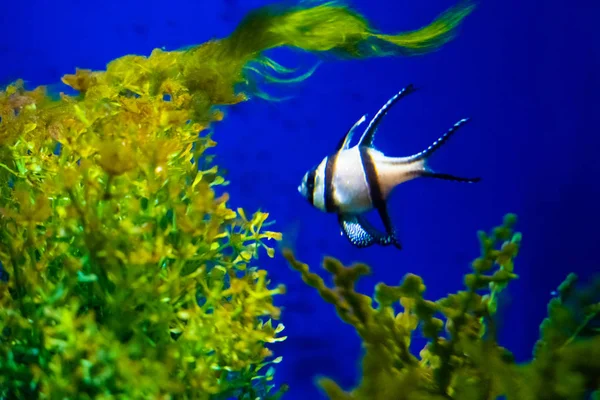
[{"xmin": 297, "ymin": 84, "xmax": 480, "ymax": 249}]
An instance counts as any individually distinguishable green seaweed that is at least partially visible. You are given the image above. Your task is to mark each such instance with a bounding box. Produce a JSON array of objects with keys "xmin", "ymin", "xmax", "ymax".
[
  {"xmin": 0, "ymin": 0, "xmax": 476, "ymax": 398},
  {"xmin": 284, "ymin": 215, "xmax": 600, "ymax": 400}
]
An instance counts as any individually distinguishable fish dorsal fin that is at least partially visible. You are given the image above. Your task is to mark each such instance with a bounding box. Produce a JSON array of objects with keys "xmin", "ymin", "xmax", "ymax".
[
  {"xmin": 335, "ymin": 114, "xmax": 367, "ymax": 151},
  {"xmin": 358, "ymin": 84, "xmax": 417, "ymax": 148}
]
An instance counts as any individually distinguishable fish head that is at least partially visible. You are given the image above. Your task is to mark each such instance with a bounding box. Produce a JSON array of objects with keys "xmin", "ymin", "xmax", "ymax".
[{"xmin": 297, "ymin": 165, "xmax": 317, "ymax": 205}]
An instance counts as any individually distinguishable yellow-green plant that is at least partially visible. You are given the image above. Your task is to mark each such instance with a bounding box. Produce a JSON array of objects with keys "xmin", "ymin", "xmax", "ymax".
[
  {"xmin": 0, "ymin": 0, "xmax": 476, "ymax": 398},
  {"xmin": 0, "ymin": 72, "xmax": 289, "ymax": 399},
  {"xmin": 285, "ymin": 214, "xmax": 600, "ymax": 400}
]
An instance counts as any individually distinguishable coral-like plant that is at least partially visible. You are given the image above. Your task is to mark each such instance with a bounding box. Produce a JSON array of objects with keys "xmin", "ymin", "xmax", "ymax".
[
  {"xmin": 284, "ymin": 214, "xmax": 600, "ymax": 400},
  {"xmin": 0, "ymin": 1, "xmax": 475, "ymax": 398}
]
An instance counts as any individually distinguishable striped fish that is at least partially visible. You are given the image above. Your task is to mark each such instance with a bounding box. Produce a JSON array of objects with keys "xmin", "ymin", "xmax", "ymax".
[{"xmin": 297, "ymin": 84, "xmax": 481, "ymax": 249}]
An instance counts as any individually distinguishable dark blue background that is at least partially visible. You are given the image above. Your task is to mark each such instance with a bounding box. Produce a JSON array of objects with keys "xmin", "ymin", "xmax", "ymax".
[{"xmin": 2, "ymin": 0, "xmax": 599, "ymax": 398}]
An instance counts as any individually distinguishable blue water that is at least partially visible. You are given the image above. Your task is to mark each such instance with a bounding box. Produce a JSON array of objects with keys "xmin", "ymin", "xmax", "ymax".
[{"xmin": 2, "ymin": 0, "xmax": 599, "ymax": 399}]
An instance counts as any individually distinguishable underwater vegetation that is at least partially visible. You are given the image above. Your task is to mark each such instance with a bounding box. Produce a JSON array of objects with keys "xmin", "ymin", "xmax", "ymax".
[
  {"xmin": 0, "ymin": 0, "xmax": 477, "ymax": 398},
  {"xmin": 284, "ymin": 214, "xmax": 600, "ymax": 400}
]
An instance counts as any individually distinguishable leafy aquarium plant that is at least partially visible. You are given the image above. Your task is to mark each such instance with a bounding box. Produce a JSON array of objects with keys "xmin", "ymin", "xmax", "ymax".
[
  {"xmin": 0, "ymin": 0, "xmax": 478, "ymax": 398},
  {"xmin": 284, "ymin": 214, "xmax": 600, "ymax": 400}
]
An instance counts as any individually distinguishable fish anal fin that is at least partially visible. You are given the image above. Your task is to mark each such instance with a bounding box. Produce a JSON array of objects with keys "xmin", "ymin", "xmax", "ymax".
[{"xmin": 373, "ymin": 201, "xmax": 402, "ymax": 249}]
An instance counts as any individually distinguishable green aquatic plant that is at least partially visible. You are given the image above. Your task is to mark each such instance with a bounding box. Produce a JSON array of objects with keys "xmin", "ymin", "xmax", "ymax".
[
  {"xmin": 284, "ymin": 214, "xmax": 600, "ymax": 400},
  {"xmin": 0, "ymin": 0, "xmax": 476, "ymax": 398},
  {"xmin": 0, "ymin": 79, "xmax": 288, "ymax": 399}
]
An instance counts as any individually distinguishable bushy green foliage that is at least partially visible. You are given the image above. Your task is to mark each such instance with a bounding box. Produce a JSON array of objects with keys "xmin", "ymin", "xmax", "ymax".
[
  {"xmin": 284, "ymin": 215, "xmax": 600, "ymax": 400},
  {"xmin": 0, "ymin": 63, "xmax": 288, "ymax": 400},
  {"xmin": 0, "ymin": 1, "xmax": 475, "ymax": 398}
]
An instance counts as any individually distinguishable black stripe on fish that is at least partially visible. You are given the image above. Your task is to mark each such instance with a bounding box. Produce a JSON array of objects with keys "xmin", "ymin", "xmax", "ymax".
[
  {"xmin": 359, "ymin": 147, "xmax": 384, "ymax": 211},
  {"xmin": 358, "ymin": 147, "xmax": 402, "ymax": 249},
  {"xmin": 358, "ymin": 84, "xmax": 417, "ymax": 148},
  {"xmin": 306, "ymin": 169, "xmax": 316, "ymax": 205},
  {"xmin": 324, "ymin": 154, "xmax": 338, "ymax": 213}
]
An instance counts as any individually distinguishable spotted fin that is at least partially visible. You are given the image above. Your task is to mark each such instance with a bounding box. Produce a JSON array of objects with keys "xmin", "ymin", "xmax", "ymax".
[
  {"xmin": 357, "ymin": 84, "xmax": 417, "ymax": 148},
  {"xmin": 335, "ymin": 114, "xmax": 367, "ymax": 151},
  {"xmin": 338, "ymin": 214, "xmax": 402, "ymax": 249}
]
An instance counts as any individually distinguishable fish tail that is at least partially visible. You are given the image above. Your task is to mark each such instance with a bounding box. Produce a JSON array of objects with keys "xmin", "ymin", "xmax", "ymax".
[
  {"xmin": 409, "ymin": 117, "xmax": 471, "ymax": 163},
  {"xmin": 420, "ymin": 171, "xmax": 481, "ymax": 183},
  {"xmin": 409, "ymin": 118, "xmax": 481, "ymax": 183}
]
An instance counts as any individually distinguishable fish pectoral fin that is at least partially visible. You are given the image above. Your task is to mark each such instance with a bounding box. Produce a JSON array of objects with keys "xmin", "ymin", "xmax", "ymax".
[{"xmin": 338, "ymin": 213, "xmax": 402, "ymax": 249}]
